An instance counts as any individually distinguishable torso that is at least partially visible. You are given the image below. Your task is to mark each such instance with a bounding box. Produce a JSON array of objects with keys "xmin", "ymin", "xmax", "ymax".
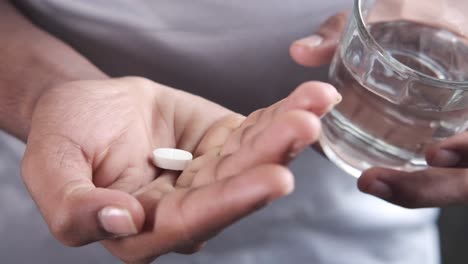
[{"xmin": 15, "ymin": 1, "xmax": 440, "ymax": 263}]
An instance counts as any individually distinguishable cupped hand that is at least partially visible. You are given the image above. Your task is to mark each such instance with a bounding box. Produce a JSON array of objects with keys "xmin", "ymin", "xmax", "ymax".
[{"xmin": 22, "ymin": 76, "xmax": 340, "ymax": 263}]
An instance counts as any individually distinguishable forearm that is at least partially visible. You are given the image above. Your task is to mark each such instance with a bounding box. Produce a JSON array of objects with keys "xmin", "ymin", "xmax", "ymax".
[{"xmin": 0, "ymin": 1, "xmax": 107, "ymax": 141}]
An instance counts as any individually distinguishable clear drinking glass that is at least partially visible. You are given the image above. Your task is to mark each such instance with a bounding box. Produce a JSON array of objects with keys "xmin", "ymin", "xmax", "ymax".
[{"xmin": 320, "ymin": 0, "xmax": 468, "ymax": 177}]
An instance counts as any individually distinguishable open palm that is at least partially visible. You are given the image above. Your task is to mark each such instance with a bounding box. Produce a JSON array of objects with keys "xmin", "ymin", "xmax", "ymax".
[{"xmin": 22, "ymin": 77, "xmax": 339, "ymax": 263}]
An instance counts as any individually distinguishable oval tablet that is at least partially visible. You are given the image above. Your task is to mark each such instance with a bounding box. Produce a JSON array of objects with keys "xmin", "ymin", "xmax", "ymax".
[{"xmin": 152, "ymin": 148, "xmax": 193, "ymax": 171}]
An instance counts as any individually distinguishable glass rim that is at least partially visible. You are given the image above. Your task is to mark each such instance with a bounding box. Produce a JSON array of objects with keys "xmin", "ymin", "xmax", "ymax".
[{"xmin": 354, "ymin": 0, "xmax": 468, "ymax": 89}]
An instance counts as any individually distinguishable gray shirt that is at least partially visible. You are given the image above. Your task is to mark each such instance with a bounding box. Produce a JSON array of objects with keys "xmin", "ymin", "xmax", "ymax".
[{"xmin": 3, "ymin": 1, "xmax": 440, "ymax": 263}]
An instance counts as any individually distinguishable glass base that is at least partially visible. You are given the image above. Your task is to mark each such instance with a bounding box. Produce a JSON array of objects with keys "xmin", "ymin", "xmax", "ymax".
[
  {"xmin": 319, "ymin": 133, "xmax": 364, "ymax": 178},
  {"xmin": 320, "ymin": 112, "xmax": 428, "ymax": 178}
]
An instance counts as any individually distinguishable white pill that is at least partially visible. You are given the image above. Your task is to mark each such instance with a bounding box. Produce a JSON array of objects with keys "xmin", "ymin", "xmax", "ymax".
[{"xmin": 152, "ymin": 148, "xmax": 193, "ymax": 171}]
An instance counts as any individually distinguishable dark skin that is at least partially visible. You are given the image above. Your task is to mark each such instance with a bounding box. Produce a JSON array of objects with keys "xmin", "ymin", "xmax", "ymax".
[{"xmin": 291, "ymin": 12, "xmax": 468, "ymax": 209}]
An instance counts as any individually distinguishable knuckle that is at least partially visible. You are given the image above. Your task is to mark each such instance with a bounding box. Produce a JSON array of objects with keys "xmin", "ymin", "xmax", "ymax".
[
  {"xmin": 284, "ymin": 111, "xmax": 320, "ymax": 139},
  {"xmin": 50, "ymin": 182, "xmax": 92, "ymax": 247},
  {"xmin": 125, "ymin": 76, "xmax": 153, "ymax": 86},
  {"xmin": 213, "ymin": 153, "xmax": 232, "ymax": 180},
  {"xmin": 49, "ymin": 206, "xmax": 82, "ymax": 246},
  {"xmin": 244, "ymin": 108, "xmax": 265, "ymax": 126},
  {"xmin": 239, "ymin": 124, "xmax": 255, "ymax": 144}
]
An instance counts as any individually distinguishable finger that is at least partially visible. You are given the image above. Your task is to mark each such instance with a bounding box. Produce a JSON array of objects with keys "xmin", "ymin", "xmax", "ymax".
[
  {"xmin": 278, "ymin": 81, "xmax": 342, "ymax": 116},
  {"xmin": 425, "ymin": 132, "xmax": 468, "ymax": 168},
  {"xmin": 122, "ymin": 171, "xmax": 208, "ymax": 255},
  {"xmin": 221, "ymin": 81, "xmax": 340, "ymax": 156},
  {"xmin": 132, "ymin": 171, "xmax": 178, "ymax": 222},
  {"xmin": 173, "ymin": 81, "xmax": 339, "ymax": 189},
  {"xmin": 212, "ymin": 109, "xmax": 321, "ymax": 182},
  {"xmin": 193, "ymin": 114, "xmax": 245, "ymax": 157},
  {"xmin": 102, "ymin": 164, "xmax": 293, "ymax": 263},
  {"xmin": 290, "ymin": 11, "xmax": 348, "ymax": 67},
  {"xmin": 358, "ymin": 167, "xmax": 468, "ymax": 208},
  {"xmin": 219, "ymin": 107, "xmax": 274, "ymax": 156},
  {"xmin": 93, "ymin": 133, "xmax": 157, "ymax": 193},
  {"xmin": 179, "ymin": 105, "xmax": 313, "ymax": 188},
  {"xmin": 234, "ymin": 81, "xmax": 340, "ymax": 149},
  {"xmin": 22, "ymin": 135, "xmax": 145, "ymax": 246},
  {"xmin": 176, "ymin": 147, "xmax": 221, "ymax": 188}
]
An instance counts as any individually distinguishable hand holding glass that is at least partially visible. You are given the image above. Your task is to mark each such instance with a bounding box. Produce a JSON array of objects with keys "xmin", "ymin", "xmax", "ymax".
[{"xmin": 320, "ymin": 0, "xmax": 468, "ymax": 177}]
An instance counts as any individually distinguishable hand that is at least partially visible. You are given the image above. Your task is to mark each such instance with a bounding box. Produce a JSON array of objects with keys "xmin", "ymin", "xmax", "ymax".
[
  {"xmin": 358, "ymin": 134, "xmax": 468, "ymax": 208},
  {"xmin": 22, "ymin": 77, "xmax": 340, "ymax": 263},
  {"xmin": 290, "ymin": 11, "xmax": 468, "ymax": 209},
  {"xmin": 289, "ymin": 12, "xmax": 348, "ymax": 155},
  {"xmin": 289, "ymin": 12, "xmax": 348, "ymax": 68}
]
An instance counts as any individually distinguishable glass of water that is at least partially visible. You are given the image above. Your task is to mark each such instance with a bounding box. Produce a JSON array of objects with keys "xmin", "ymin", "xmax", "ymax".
[{"xmin": 320, "ymin": 0, "xmax": 468, "ymax": 177}]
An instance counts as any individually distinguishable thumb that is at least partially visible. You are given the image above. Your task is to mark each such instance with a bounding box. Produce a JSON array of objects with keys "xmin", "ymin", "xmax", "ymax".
[
  {"xmin": 22, "ymin": 136, "xmax": 145, "ymax": 246},
  {"xmin": 290, "ymin": 11, "xmax": 348, "ymax": 67}
]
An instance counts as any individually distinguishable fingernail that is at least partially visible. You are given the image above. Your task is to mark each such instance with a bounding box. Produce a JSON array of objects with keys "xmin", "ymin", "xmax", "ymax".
[
  {"xmin": 325, "ymin": 84, "xmax": 342, "ymax": 105},
  {"xmin": 364, "ymin": 180, "xmax": 392, "ymax": 200},
  {"xmin": 296, "ymin": 35, "xmax": 324, "ymax": 48},
  {"xmin": 334, "ymin": 92, "xmax": 342, "ymax": 105},
  {"xmin": 429, "ymin": 149, "xmax": 461, "ymax": 167},
  {"xmin": 321, "ymin": 92, "xmax": 342, "ymax": 118},
  {"xmin": 98, "ymin": 206, "xmax": 137, "ymax": 236}
]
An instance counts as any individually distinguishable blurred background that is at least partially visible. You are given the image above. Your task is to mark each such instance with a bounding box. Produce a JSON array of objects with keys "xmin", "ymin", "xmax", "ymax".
[
  {"xmin": 0, "ymin": 131, "xmax": 466, "ymax": 263},
  {"xmin": 3, "ymin": 1, "xmax": 467, "ymax": 263},
  {"xmin": 439, "ymin": 207, "xmax": 468, "ymax": 263}
]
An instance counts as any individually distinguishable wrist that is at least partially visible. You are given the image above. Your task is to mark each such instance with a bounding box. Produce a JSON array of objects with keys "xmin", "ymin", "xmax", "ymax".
[
  {"xmin": 0, "ymin": 0, "xmax": 108, "ymax": 141},
  {"xmin": 0, "ymin": 48, "xmax": 108, "ymax": 141}
]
